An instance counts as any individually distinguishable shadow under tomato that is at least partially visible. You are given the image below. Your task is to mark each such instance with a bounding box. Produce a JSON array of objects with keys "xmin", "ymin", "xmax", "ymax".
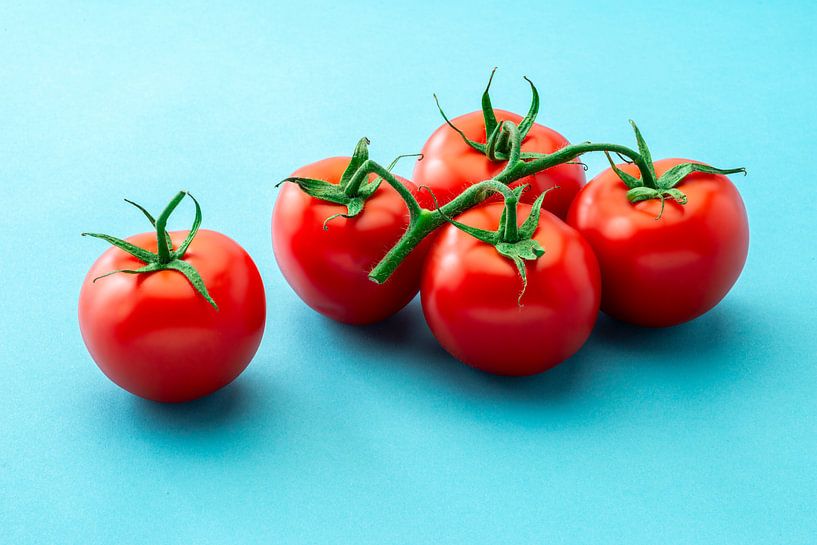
[
  {"xmin": 322, "ymin": 296, "xmax": 588, "ymax": 403},
  {"xmin": 589, "ymin": 297, "xmax": 756, "ymax": 367},
  {"xmin": 322, "ymin": 293, "xmax": 764, "ymax": 408},
  {"xmin": 322, "ymin": 296, "xmax": 442, "ymax": 362},
  {"xmin": 127, "ymin": 375, "xmax": 268, "ymax": 433},
  {"xmin": 108, "ymin": 374, "xmax": 284, "ymax": 458},
  {"xmin": 455, "ymin": 352, "xmax": 588, "ymax": 405}
]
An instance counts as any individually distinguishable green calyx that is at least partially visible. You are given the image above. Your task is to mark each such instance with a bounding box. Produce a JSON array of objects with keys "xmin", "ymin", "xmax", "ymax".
[
  {"xmin": 82, "ymin": 191, "xmax": 218, "ymax": 310},
  {"xmin": 433, "ymin": 67, "xmax": 541, "ymax": 163},
  {"xmin": 277, "ymin": 137, "xmax": 380, "ymax": 229},
  {"xmin": 431, "ymin": 182, "xmax": 554, "ymax": 305},
  {"xmin": 277, "ymin": 137, "xmax": 422, "ymax": 229},
  {"xmin": 608, "ymin": 120, "xmax": 747, "ymax": 219}
]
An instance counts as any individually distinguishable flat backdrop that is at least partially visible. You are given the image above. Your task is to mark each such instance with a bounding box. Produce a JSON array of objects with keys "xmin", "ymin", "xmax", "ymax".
[{"xmin": 2, "ymin": 1, "xmax": 815, "ymax": 543}]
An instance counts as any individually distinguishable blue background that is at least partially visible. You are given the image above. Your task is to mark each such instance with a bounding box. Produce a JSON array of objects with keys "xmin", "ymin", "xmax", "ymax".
[{"xmin": 2, "ymin": 1, "xmax": 815, "ymax": 543}]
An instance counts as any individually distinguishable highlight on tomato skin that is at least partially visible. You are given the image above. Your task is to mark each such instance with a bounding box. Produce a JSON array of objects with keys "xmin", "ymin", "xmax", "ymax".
[
  {"xmin": 567, "ymin": 157, "xmax": 749, "ymax": 328},
  {"xmin": 79, "ymin": 229, "xmax": 267, "ymax": 403},
  {"xmin": 420, "ymin": 202, "xmax": 601, "ymax": 375},
  {"xmin": 413, "ymin": 109, "xmax": 586, "ymax": 219},
  {"xmin": 272, "ymin": 156, "xmax": 430, "ymax": 325}
]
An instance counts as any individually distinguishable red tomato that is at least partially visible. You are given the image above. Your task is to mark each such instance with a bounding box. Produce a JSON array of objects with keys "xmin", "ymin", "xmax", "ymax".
[
  {"xmin": 79, "ymin": 229, "xmax": 266, "ymax": 403},
  {"xmin": 567, "ymin": 158, "xmax": 749, "ymax": 327},
  {"xmin": 273, "ymin": 156, "xmax": 427, "ymax": 325},
  {"xmin": 413, "ymin": 109, "xmax": 586, "ymax": 218},
  {"xmin": 421, "ymin": 202, "xmax": 600, "ymax": 375}
]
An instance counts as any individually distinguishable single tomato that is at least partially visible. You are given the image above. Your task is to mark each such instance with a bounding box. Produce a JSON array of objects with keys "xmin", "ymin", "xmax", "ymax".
[
  {"xmin": 413, "ymin": 109, "xmax": 586, "ymax": 218},
  {"xmin": 79, "ymin": 192, "xmax": 266, "ymax": 403},
  {"xmin": 567, "ymin": 158, "xmax": 749, "ymax": 327},
  {"xmin": 273, "ymin": 156, "xmax": 427, "ymax": 325},
  {"xmin": 421, "ymin": 200, "xmax": 600, "ymax": 375}
]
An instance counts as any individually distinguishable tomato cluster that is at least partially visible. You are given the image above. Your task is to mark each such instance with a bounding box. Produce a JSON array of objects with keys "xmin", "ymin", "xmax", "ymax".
[
  {"xmin": 79, "ymin": 72, "xmax": 748, "ymax": 402},
  {"xmin": 271, "ymin": 76, "xmax": 748, "ymax": 376}
]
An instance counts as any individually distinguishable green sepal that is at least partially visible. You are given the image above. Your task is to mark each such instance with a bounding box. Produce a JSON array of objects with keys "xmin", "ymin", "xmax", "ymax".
[
  {"xmin": 626, "ymin": 186, "xmax": 661, "ymax": 203},
  {"xmin": 91, "ymin": 261, "xmax": 163, "ymax": 282},
  {"xmin": 626, "ymin": 186, "xmax": 687, "ymax": 220},
  {"xmin": 516, "ymin": 76, "xmax": 540, "ymax": 140},
  {"xmin": 481, "ymin": 67, "xmax": 499, "ymax": 141},
  {"xmin": 165, "ymin": 259, "xmax": 218, "ymax": 310},
  {"xmin": 663, "ymin": 188, "xmax": 688, "ymax": 205},
  {"xmin": 281, "ymin": 170, "xmax": 382, "ymax": 228},
  {"xmin": 174, "ymin": 192, "xmax": 202, "ymax": 258},
  {"xmin": 605, "ymin": 152, "xmax": 643, "ymax": 189},
  {"xmin": 496, "ymin": 239, "xmax": 545, "ymax": 261},
  {"xmin": 81, "ymin": 232, "xmax": 157, "ymax": 263},
  {"xmin": 518, "ymin": 190, "xmax": 549, "ymax": 239},
  {"xmin": 441, "ymin": 214, "xmax": 500, "ymax": 245},
  {"xmin": 320, "ymin": 197, "xmax": 369, "ymax": 230},
  {"xmin": 339, "ymin": 137, "xmax": 371, "ymax": 188},
  {"xmin": 125, "ymin": 198, "xmax": 173, "ymax": 254},
  {"xmin": 278, "ymin": 177, "xmax": 351, "ymax": 206},
  {"xmin": 124, "ymin": 198, "xmax": 158, "ymax": 226},
  {"xmin": 656, "ymin": 162, "xmax": 747, "ymax": 190},
  {"xmin": 629, "ymin": 120, "xmax": 657, "ymax": 185},
  {"xmin": 433, "ymin": 94, "xmax": 487, "ymax": 154},
  {"xmin": 495, "ymin": 239, "xmax": 546, "ymax": 305},
  {"xmin": 485, "ymin": 122, "xmax": 505, "ymax": 160}
]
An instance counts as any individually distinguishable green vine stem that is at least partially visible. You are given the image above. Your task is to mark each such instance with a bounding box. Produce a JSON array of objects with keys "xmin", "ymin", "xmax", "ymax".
[
  {"xmin": 275, "ymin": 127, "xmax": 659, "ymax": 284},
  {"xmin": 277, "ymin": 71, "xmax": 746, "ymax": 286},
  {"xmin": 367, "ymin": 130, "xmax": 653, "ymax": 284}
]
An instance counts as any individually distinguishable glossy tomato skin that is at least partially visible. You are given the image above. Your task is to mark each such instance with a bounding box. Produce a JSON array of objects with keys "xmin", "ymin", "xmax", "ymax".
[
  {"xmin": 273, "ymin": 156, "xmax": 428, "ymax": 325},
  {"xmin": 567, "ymin": 158, "xmax": 749, "ymax": 327},
  {"xmin": 79, "ymin": 229, "xmax": 266, "ymax": 403},
  {"xmin": 413, "ymin": 109, "xmax": 586, "ymax": 219},
  {"xmin": 421, "ymin": 203, "xmax": 600, "ymax": 375}
]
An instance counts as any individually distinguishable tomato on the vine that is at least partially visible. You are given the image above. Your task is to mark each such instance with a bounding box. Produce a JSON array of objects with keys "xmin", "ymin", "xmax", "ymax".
[
  {"xmin": 567, "ymin": 157, "xmax": 749, "ymax": 327},
  {"xmin": 273, "ymin": 149, "xmax": 428, "ymax": 325},
  {"xmin": 421, "ymin": 192, "xmax": 600, "ymax": 375},
  {"xmin": 79, "ymin": 192, "xmax": 266, "ymax": 403}
]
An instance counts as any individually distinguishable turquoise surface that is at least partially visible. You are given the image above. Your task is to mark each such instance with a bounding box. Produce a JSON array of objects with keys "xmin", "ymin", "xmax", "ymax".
[{"xmin": 2, "ymin": 2, "xmax": 815, "ymax": 543}]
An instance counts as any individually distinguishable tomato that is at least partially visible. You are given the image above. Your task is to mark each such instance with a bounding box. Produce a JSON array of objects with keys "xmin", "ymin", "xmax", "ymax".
[
  {"xmin": 273, "ymin": 156, "xmax": 428, "ymax": 325},
  {"xmin": 420, "ymin": 202, "xmax": 601, "ymax": 375},
  {"xmin": 567, "ymin": 158, "xmax": 749, "ymax": 327},
  {"xmin": 413, "ymin": 109, "xmax": 586, "ymax": 218},
  {"xmin": 79, "ymin": 229, "xmax": 266, "ymax": 403}
]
